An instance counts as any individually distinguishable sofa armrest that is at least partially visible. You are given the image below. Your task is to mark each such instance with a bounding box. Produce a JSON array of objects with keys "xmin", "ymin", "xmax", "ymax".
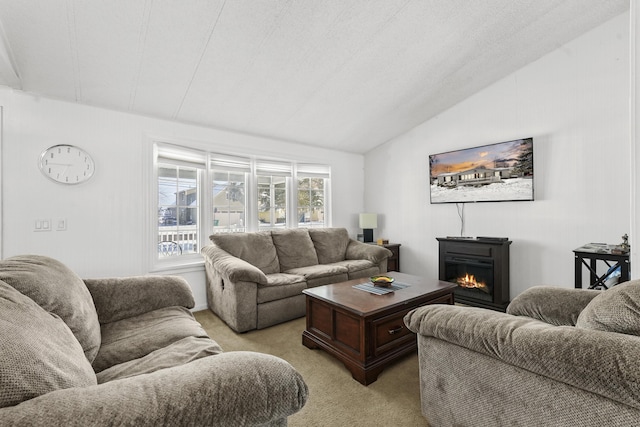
[
  {"xmin": 84, "ymin": 276, "xmax": 195, "ymax": 324},
  {"xmin": 201, "ymin": 245, "xmax": 268, "ymax": 284},
  {"xmin": 404, "ymin": 304, "xmax": 640, "ymax": 409},
  {"xmin": 0, "ymin": 351, "xmax": 308, "ymax": 426},
  {"xmin": 506, "ymin": 286, "xmax": 600, "ymax": 326},
  {"xmin": 345, "ymin": 240, "xmax": 392, "ymax": 264}
]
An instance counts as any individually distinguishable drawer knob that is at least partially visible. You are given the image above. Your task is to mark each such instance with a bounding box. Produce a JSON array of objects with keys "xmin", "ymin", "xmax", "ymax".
[{"xmin": 388, "ymin": 326, "xmax": 403, "ymax": 335}]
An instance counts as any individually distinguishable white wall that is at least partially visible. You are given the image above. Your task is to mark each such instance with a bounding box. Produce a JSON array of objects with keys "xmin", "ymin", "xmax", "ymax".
[
  {"xmin": 0, "ymin": 90, "xmax": 365, "ymax": 310},
  {"xmin": 365, "ymin": 12, "xmax": 631, "ymax": 298},
  {"xmin": 631, "ymin": 3, "xmax": 639, "ymax": 279}
]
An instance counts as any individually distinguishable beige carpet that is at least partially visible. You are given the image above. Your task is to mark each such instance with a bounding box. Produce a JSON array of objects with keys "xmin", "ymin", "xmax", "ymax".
[{"xmin": 194, "ymin": 310, "xmax": 428, "ymax": 427}]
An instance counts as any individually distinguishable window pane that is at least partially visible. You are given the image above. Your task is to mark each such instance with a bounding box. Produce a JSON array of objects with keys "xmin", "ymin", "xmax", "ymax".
[
  {"xmin": 298, "ymin": 178, "xmax": 310, "ymax": 189},
  {"xmin": 258, "ymin": 175, "xmax": 287, "ymax": 229},
  {"xmin": 297, "ymin": 177, "xmax": 326, "ymax": 228},
  {"xmin": 212, "ymin": 171, "xmax": 246, "ymax": 233},
  {"xmin": 158, "ymin": 163, "xmax": 199, "ymax": 258},
  {"xmin": 310, "ymin": 178, "xmax": 324, "ymax": 190},
  {"xmin": 311, "ymin": 190, "xmax": 324, "ymax": 205}
]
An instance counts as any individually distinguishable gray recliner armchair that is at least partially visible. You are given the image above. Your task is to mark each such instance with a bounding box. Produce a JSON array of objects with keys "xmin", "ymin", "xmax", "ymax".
[
  {"xmin": 0, "ymin": 255, "xmax": 308, "ymax": 426},
  {"xmin": 404, "ymin": 281, "xmax": 640, "ymax": 426}
]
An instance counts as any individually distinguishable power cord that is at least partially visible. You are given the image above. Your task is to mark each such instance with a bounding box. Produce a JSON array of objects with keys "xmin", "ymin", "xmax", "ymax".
[{"xmin": 456, "ymin": 203, "xmax": 465, "ymax": 237}]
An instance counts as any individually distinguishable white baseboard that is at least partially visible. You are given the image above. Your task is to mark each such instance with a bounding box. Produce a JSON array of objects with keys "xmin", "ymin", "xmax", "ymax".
[{"xmin": 192, "ymin": 304, "xmax": 208, "ymax": 312}]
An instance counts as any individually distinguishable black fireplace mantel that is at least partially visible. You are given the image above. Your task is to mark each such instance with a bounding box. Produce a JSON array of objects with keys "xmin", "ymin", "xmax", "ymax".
[{"xmin": 437, "ymin": 237, "xmax": 511, "ymax": 311}]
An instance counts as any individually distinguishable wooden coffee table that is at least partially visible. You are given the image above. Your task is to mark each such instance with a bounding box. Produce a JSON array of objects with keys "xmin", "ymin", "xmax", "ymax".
[{"xmin": 302, "ymin": 272, "xmax": 456, "ymax": 385}]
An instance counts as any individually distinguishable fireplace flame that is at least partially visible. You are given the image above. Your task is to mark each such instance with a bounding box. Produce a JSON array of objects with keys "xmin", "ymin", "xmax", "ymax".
[{"xmin": 456, "ymin": 273, "xmax": 490, "ymax": 294}]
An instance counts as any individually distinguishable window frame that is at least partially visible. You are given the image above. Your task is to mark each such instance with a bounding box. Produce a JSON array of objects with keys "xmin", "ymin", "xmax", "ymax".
[
  {"xmin": 151, "ymin": 143, "xmax": 208, "ymax": 271},
  {"xmin": 296, "ymin": 163, "xmax": 331, "ymax": 228},
  {"xmin": 210, "ymin": 153, "xmax": 251, "ymax": 234},
  {"xmin": 150, "ymin": 141, "xmax": 331, "ymax": 271}
]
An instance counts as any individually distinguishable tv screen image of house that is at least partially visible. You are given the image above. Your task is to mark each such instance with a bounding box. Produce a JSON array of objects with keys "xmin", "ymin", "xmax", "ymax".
[{"xmin": 429, "ymin": 138, "xmax": 534, "ymax": 204}]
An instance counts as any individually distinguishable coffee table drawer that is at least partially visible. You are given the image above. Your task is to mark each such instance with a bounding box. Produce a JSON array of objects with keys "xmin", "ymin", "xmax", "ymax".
[
  {"xmin": 373, "ymin": 294, "xmax": 453, "ymax": 356},
  {"xmin": 373, "ymin": 308, "xmax": 414, "ymax": 355}
]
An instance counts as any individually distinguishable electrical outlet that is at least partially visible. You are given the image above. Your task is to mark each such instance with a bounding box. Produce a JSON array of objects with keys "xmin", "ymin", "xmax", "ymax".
[{"xmin": 56, "ymin": 219, "xmax": 67, "ymax": 231}]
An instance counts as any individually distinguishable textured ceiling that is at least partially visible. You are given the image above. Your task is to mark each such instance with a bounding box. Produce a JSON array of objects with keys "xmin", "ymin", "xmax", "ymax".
[{"xmin": 0, "ymin": 0, "xmax": 629, "ymax": 153}]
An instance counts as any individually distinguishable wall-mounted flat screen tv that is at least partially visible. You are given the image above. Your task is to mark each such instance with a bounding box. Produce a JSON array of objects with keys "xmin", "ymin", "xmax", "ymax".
[{"xmin": 429, "ymin": 137, "xmax": 534, "ymax": 204}]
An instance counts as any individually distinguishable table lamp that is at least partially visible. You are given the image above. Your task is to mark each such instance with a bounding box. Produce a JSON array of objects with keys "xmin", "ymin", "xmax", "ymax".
[{"xmin": 359, "ymin": 213, "xmax": 377, "ymax": 243}]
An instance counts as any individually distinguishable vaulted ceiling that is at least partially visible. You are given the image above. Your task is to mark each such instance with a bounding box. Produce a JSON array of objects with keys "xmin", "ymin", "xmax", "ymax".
[{"xmin": 0, "ymin": 0, "xmax": 629, "ymax": 153}]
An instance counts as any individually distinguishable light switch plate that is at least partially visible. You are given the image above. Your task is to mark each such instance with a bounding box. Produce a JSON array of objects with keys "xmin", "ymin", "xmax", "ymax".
[{"xmin": 34, "ymin": 219, "xmax": 51, "ymax": 232}]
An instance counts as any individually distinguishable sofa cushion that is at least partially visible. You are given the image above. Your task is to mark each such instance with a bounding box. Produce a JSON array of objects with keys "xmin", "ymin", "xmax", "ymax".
[
  {"xmin": 576, "ymin": 280, "xmax": 640, "ymax": 335},
  {"xmin": 333, "ymin": 259, "xmax": 377, "ymax": 274},
  {"xmin": 209, "ymin": 231, "xmax": 280, "ymax": 275},
  {"xmin": 306, "ymin": 273, "xmax": 350, "ymax": 288},
  {"xmin": 258, "ymin": 273, "xmax": 307, "ymax": 304},
  {"xmin": 271, "ymin": 229, "xmax": 319, "ymax": 271},
  {"xmin": 0, "ymin": 255, "xmax": 101, "ymax": 363},
  {"xmin": 308, "ymin": 228, "xmax": 350, "ymax": 264},
  {"xmin": 286, "ymin": 263, "xmax": 348, "ymax": 280},
  {"xmin": 0, "ymin": 280, "xmax": 96, "ymax": 408},
  {"xmin": 507, "ymin": 286, "xmax": 599, "ymax": 326},
  {"xmin": 93, "ymin": 306, "xmax": 209, "ymax": 372},
  {"xmin": 96, "ymin": 336, "xmax": 222, "ymax": 383}
]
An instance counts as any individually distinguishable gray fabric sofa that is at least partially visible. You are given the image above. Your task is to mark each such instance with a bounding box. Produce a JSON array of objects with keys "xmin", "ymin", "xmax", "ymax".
[
  {"xmin": 0, "ymin": 255, "xmax": 308, "ymax": 426},
  {"xmin": 201, "ymin": 227, "xmax": 392, "ymax": 332},
  {"xmin": 404, "ymin": 281, "xmax": 640, "ymax": 426}
]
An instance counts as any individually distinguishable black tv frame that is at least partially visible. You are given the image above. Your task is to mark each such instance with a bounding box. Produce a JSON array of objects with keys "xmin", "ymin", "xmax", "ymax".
[{"xmin": 429, "ymin": 138, "xmax": 534, "ymax": 204}]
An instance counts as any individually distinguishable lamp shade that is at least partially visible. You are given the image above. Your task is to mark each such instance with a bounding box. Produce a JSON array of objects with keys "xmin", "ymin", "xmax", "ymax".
[{"xmin": 359, "ymin": 213, "xmax": 378, "ymax": 229}]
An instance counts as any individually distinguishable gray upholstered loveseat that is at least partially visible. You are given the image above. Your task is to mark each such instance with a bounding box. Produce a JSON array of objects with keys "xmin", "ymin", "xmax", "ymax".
[
  {"xmin": 0, "ymin": 255, "xmax": 308, "ymax": 426},
  {"xmin": 404, "ymin": 281, "xmax": 640, "ymax": 426},
  {"xmin": 201, "ymin": 227, "xmax": 392, "ymax": 332}
]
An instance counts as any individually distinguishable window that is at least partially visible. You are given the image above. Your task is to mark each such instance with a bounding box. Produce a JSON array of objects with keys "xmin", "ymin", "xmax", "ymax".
[
  {"xmin": 257, "ymin": 160, "xmax": 292, "ymax": 229},
  {"xmin": 158, "ymin": 164, "xmax": 199, "ymax": 257},
  {"xmin": 155, "ymin": 144, "xmax": 206, "ymax": 262},
  {"xmin": 210, "ymin": 154, "xmax": 250, "ymax": 234},
  {"xmin": 258, "ymin": 175, "xmax": 287, "ymax": 228},
  {"xmin": 297, "ymin": 164, "xmax": 331, "ymax": 228},
  {"xmin": 297, "ymin": 177, "xmax": 325, "ymax": 227},
  {"xmin": 153, "ymin": 142, "xmax": 331, "ymax": 266}
]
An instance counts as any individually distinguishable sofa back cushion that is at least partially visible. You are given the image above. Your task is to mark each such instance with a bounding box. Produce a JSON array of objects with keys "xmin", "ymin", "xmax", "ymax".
[
  {"xmin": 271, "ymin": 229, "xmax": 319, "ymax": 272},
  {"xmin": 209, "ymin": 231, "xmax": 280, "ymax": 274},
  {"xmin": 576, "ymin": 280, "xmax": 640, "ymax": 335},
  {"xmin": 0, "ymin": 280, "xmax": 97, "ymax": 408},
  {"xmin": 308, "ymin": 228, "xmax": 350, "ymax": 264},
  {"xmin": 0, "ymin": 255, "xmax": 101, "ymax": 362}
]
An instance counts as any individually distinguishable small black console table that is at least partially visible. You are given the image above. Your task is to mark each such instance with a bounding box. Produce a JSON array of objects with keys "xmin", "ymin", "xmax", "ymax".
[{"xmin": 573, "ymin": 243, "xmax": 630, "ymax": 289}]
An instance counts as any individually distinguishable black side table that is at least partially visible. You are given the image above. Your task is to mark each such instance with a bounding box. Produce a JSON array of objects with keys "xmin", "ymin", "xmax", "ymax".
[
  {"xmin": 573, "ymin": 244, "xmax": 630, "ymax": 289},
  {"xmin": 383, "ymin": 243, "xmax": 401, "ymax": 272}
]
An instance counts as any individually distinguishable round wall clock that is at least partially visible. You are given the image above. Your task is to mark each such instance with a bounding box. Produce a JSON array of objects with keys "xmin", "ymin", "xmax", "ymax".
[{"xmin": 39, "ymin": 144, "xmax": 95, "ymax": 184}]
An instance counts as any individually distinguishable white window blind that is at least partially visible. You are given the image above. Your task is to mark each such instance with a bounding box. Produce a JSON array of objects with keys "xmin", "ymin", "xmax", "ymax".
[
  {"xmin": 210, "ymin": 153, "xmax": 251, "ymax": 172},
  {"xmin": 157, "ymin": 143, "xmax": 206, "ymax": 168},
  {"xmin": 297, "ymin": 163, "xmax": 331, "ymax": 178},
  {"xmin": 256, "ymin": 160, "xmax": 292, "ymax": 177}
]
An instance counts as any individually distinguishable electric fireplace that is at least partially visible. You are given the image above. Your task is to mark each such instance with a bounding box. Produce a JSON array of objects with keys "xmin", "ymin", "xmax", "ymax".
[{"xmin": 437, "ymin": 237, "xmax": 511, "ymax": 311}]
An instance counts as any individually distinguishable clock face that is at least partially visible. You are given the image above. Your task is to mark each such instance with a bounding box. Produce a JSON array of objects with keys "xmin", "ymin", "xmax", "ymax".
[{"xmin": 39, "ymin": 144, "xmax": 95, "ymax": 184}]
